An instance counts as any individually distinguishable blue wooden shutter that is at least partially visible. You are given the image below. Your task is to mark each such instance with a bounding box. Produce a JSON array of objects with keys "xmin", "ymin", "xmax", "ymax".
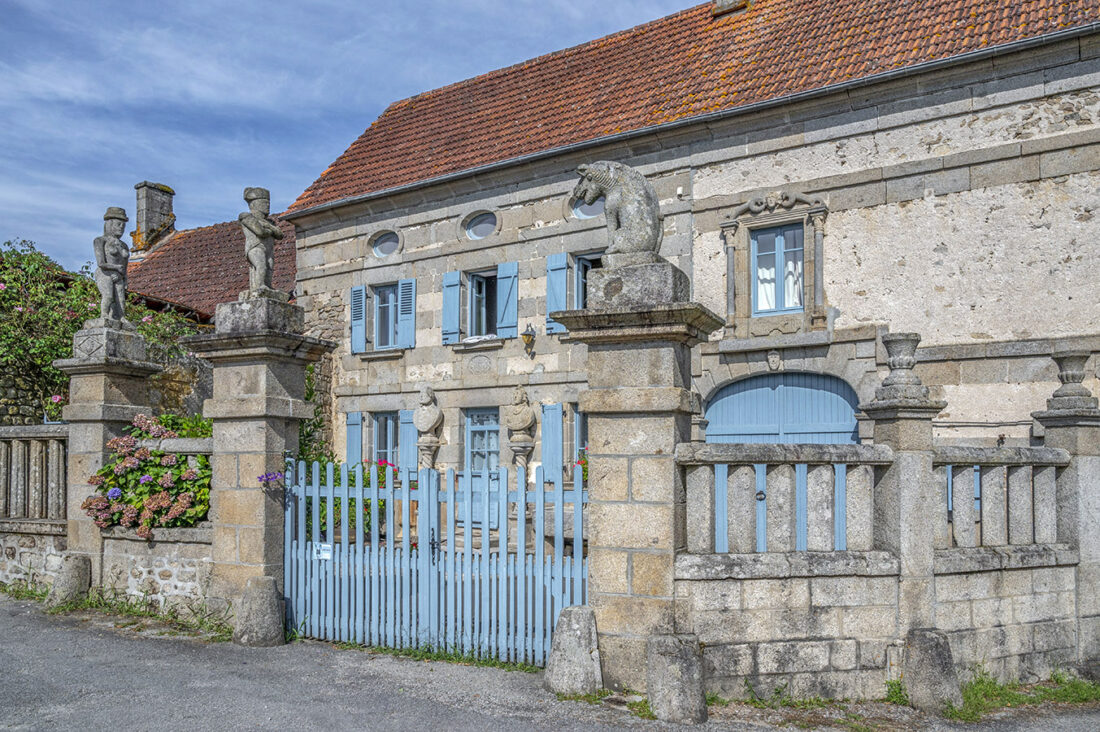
[
  {"xmin": 541, "ymin": 403, "xmax": 563, "ymax": 484},
  {"xmin": 398, "ymin": 409, "xmax": 417, "ymax": 483},
  {"xmin": 545, "ymin": 253, "xmax": 568, "ymax": 334},
  {"xmin": 496, "ymin": 261, "xmax": 519, "ymax": 339},
  {"xmin": 346, "ymin": 412, "xmax": 363, "ymax": 466},
  {"xmin": 350, "ymin": 286, "xmax": 367, "ymax": 354},
  {"xmin": 396, "ymin": 278, "xmax": 416, "ymax": 349},
  {"xmin": 442, "ymin": 271, "xmax": 461, "ymax": 344}
]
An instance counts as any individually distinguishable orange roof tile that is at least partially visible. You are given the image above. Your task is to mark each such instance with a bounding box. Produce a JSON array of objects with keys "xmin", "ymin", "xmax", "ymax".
[
  {"xmin": 286, "ymin": 0, "xmax": 1099, "ymax": 216},
  {"xmin": 128, "ymin": 220, "xmax": 296, "ymax": 318}
]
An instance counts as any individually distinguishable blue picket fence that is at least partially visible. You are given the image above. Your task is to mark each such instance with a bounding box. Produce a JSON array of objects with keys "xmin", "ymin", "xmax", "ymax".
[{"xmin": 283, "ymin": 462, "xmax": 587, "ymax": 666}]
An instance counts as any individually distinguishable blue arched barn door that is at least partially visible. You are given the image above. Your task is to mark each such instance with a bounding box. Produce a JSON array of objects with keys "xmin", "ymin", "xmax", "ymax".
[
  {"xmin": 705, "ymin": 373, "xmax": 859, "ymax": 445},
  {"xmin": 704, "ymin": 373, "xmax": 859, "ymax": 551}
]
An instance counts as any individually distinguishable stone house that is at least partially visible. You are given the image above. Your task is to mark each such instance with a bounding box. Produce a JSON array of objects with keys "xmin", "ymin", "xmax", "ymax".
[{"xmin": 282, "ymin": 0, "xmax": 1100, "ymax": 483}]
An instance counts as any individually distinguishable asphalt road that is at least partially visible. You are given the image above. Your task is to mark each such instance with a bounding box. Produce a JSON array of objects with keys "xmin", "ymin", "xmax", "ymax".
[{"xmin": 2, "ymin": 595, "xmax": 1099, "ymax": 731}]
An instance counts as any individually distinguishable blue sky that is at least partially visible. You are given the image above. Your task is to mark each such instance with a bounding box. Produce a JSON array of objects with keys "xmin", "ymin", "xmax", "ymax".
[{"xmin": 0, "ymin": 0, "xmax": 690, "ymax": 271}]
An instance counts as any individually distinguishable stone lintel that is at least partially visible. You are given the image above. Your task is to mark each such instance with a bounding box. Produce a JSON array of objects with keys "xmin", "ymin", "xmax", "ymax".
[
  {"xmin": 53, "ymin": 356, "xmax": 161, "ymax": 379},
  {"xmin": 676, "ymin": 441, "xmax": 895, "ymax": 466},
  {"xmin": 186, "ymin": 330, "xmax": 335, "ymax": 365},
  {"xmin": 0, "ymin": 518, "xmax": 67, "ymax": 536},
  {"xmin": 551, "ymin": 303, "xmax": 723, "ymax": 347},
  {"xmin": 203, "ymin": 396, "xmax": 314, "ymax": 421},
  {"xmin": 675, "ymin": 550, "xmax": 900, "ymax": 580},
  {"xmin": 579, "ymin": 387, "xmax": 694, "ymax": 415},
  {"xmin": 933, "ymin": 544, "xmax": 1078, "ymax": 575},
  {"xmin": 61, "ymin": 403, "xmax": 154, "ymax": 425},
  {"xmin": 930, "ymin": 445, "xmax": 1070, "ymax": 467},
  {"xmin": 860, "ymin": 398, "xmax": 947, "ymax": 422}
]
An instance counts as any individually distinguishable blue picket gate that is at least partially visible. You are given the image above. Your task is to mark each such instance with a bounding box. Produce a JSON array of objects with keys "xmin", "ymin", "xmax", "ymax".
[{"xmin": 283, "ymin": 462, "xmax": 587, "ymax": 666}]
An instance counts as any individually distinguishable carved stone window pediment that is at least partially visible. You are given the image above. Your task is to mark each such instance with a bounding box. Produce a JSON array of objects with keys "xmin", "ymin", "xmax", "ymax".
[{"xmin": 720, "ymin": 189, "xmax": 829, "ymax": 338}]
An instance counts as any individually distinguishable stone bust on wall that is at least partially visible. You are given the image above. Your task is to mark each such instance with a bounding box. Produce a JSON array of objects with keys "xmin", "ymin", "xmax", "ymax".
[
  {"xmin": 413, "ymin": 385, "xmax": 443, "ymax": 468},
  {"xmin": 93, "ymin": 207, "xmax": 131, "ymax": 323}
]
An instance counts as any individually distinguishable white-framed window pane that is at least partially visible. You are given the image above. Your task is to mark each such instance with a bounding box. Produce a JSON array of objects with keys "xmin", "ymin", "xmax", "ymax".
[
  {"xmin": 784, "ymin": 248, "xmax": 804, "ymax": 308},
  {"xmin": 375, "ymin": 285, "xmax": 398, "ymax": 348},
  {"xmin": 756, "ymin": 253, "xmax": 776, "ymax": 311},
  {"xmin": 469, "ymin": 275, "xmax": 498, "ymax": 337},
  {"xmin": 373, "ymin": 412, "xmax": 398, "ymax": 466}
]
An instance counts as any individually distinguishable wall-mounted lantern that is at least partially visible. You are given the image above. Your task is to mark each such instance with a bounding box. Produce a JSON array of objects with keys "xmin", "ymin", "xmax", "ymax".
[{"xmin": 521, "ymin": 323, "xmax": 537, "ymax": 357}]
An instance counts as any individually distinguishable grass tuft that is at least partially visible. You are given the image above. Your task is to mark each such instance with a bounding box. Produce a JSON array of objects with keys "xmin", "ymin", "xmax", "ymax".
[
  {"xmin": 557, "ymin": 689, "xmax": 612, "ymax": 704},
  {"xmin": 329, "ymin": 640, "xmax": 539, "ymax": 673},
  {"xmin": 705, "ymin": 691, "xmax": 731, "ymax": 707},
  {"xmin": 945, "ymin": 667, "xmax": 1100, "ymax": 722},
  {"xmin": 741, "ymin": 679, "xmax": 834, "ymax": 710},
  {"xmin": 627, "ymin": 698, "xmax": 656, "ymax": 720},
  {"xmin": 884, "ymin": 679, "xmax": 910, "ymax": 706},
  {"xmin": 0, "ymin": 579, "xmax": 50, "ymax": 602}
]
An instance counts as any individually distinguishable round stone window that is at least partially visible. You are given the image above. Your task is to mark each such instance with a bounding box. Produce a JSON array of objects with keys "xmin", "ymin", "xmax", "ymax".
[
  {"xmin": 372, "ymin": 231, "xmax": 400, "ymax": 258},
  {"xmin": 572, "ymin": 195, "xmax": 606, "ymax": 219},
  {"xmin": 465, "ymin": 212, "xmax": 498, "ymax": 240}
]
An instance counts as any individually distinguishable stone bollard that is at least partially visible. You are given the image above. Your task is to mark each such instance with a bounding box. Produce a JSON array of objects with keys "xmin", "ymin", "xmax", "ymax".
[
  {"xmin": 46, "ymin": 553, "xmax": 91, "ymax": 607},
  {"xmin": 902, "ymin": 628, "xmax": 963, "ymax": 714},
  {"xmin": 646, "ymin": 634, "xmax": 707, "ymax": 724},
  {"xmin": 544, "ymin": 606, "xmax": 603, "ymax": 695},
  {"xmin": 232, "ymin": 576, "xmax": 285, "ymax": 647}
]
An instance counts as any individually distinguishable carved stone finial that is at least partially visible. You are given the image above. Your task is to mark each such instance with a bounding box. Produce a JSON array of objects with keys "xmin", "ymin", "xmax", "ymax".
[
  {"xmin": 573, "ymin": 161, "xmax": 662, "ymax": 268},
  {"xmin": 94, "ymin": 206, "xmax": 131, "ymax": 324},
  {"xmin": 238, "ymin": 187, "xmax": 287, "ymax": 302},
  {"xmin": 1032, "ymin": 350, "xmax": 1100, "ymax": 427},
  {"xmin": 413, "ymin": 385, "xmax": 444, "ymax": 469},
  {"xmin": 503, "ymin": 386, "xmax": 537, "ymax": 470},
  {"xmin": 860, "ymin": 332, "xmax": 946, "ymax": 417}
]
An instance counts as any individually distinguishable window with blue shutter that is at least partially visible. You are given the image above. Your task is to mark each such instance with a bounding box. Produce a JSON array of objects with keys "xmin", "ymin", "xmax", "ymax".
[
  {"xmin": 346, "ymin": 412, "xmax": 363, "ymax": 466},
  {"xmin": 442, "ymin": 271, "xmax": 462, "ymax": 344},
  {"xmin": 350, "ymin": 286, "xmax": 367, "ymax": 354},
  {"xmin": 398, "ymin": 410, "xmax": 417, "ymax": 483},
  {"xmin": 495, "ymin": 261, "xmax": 518, "ymax": 338},
  {"xmin": 546, "ymin": 253, "xmax": 568, "ymax": 334},
  {"xmin": 541, "ymin": 403, "xmax": 563, "ymax": 484},
  {"xmin": 374, "ymin": 284, "xmax": 397, "ymax": 349},
  {"xmin": 396, "ymin": 278, "xmax": 416, "ymax": 349},
  {"xmin": 469, "ymin": 273, "xmax": 497, "ymax": 337},
  {"xmin": 372, "ymin": 412, "xmax": 398, "ymax": 467}
]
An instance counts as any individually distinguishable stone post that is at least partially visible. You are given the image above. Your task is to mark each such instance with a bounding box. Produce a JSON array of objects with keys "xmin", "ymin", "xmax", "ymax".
[
  {"xmin": 55, "ymin": 320, "xmax": 160, "ymax": 582},
  {"xmin": 554, "ymin": 260, "xmax": 722, "ymax": 691},
  {"xmin": 186, "ymin": 298, "xmax": 333, "ymax": 609},
  {"xmin": 1032, "ymin": 349, "xmax": 1100, "ymax": 676},
  {"xmin": 860, "ymin": 332, "xmax": 946, "ymax": 631}
]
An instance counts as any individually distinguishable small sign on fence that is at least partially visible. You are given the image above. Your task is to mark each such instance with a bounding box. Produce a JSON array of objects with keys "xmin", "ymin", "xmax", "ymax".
[{"xmin": 312, "ymin": 543, "xmax": 333, "ymax": 561}]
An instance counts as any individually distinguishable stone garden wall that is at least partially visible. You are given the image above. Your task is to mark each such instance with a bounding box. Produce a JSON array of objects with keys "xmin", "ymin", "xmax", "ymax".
[
  {"xmin": 100, "ymin": 524, "xmax": 213, "ymax": 609},
  {"xmin": 0, "ymin": 521, "xmax": 66, "ymax": 586}
]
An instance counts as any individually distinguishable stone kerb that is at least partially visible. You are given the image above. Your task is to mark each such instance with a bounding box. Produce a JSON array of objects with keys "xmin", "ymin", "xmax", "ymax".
[
  {"xmin": 1032, "ymin": 349, "xmax": 1100, "ymax": 676},
  {"xmin": 552, "ymin": 258, "xmax": 722, "ymax": 692},
  {"xmin": 185, "ymin": 297, "xmax": 333, "ymax": 611},
  {"xmin": 54, "ymin": 319, "xmax": 161, "ymax": 584}
]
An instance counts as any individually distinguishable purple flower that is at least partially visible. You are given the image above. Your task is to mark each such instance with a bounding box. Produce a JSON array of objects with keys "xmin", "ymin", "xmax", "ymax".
[
  {"xmin": 50, "ymin": 394, "xmax": 62, "ymax": 403},
  {"xmin": 107, "ymin": 487, "xmax": 122, "ymax": 500},
  {"xmin": 139, "ymin": 474, "xmax": 152, "ymax": 484}
]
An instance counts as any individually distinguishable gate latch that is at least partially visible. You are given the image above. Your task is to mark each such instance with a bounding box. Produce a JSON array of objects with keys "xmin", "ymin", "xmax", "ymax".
[{"xmin": 429, "ymin": 528, "xmax": 439, "ymax": 565}]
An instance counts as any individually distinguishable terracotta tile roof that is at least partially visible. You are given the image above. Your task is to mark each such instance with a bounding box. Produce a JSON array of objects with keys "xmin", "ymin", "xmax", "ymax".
[
  {"xmin": 287, "ymin": 0, "xmax": 1098, "ymax": 215},
  {"xmin": 128, "ymin": 219, "xmax": 296, "ymax": 319}
]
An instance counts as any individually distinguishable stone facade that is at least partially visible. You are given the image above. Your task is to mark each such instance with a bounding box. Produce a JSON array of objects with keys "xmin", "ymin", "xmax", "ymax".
[
  {"xmin": 288, "ymin": 37, "xmax": 1100, "ymax": 470},
  {"xmin": 0, "ymin": 372, "xmax": 43, "ymax": 426}
]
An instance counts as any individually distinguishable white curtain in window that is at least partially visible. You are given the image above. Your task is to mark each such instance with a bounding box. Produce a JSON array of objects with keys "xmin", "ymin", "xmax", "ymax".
[
  {"xmin": 784, "ymin": 251, "xmax": 803, "ymax": 308},
  {"xmin": 756, "ymin": 256, "xmax": 776, "ymax": 311}
]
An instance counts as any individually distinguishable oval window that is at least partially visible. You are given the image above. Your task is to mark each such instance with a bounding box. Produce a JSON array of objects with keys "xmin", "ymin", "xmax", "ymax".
[
  {"xmin": 572, "ymin": 195, "xmax": 606, "ymax": 219},
  {"xmin": 372, "ymin": 231, "xmax": 400, "ymax": 258},
  {"xmin": 465, "ymin": 212, "xmax": 497, "ymax": 240}
]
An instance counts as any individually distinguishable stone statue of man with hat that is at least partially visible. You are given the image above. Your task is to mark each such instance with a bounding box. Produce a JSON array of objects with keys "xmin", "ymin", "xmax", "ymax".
[
  {"xmin": 94, "ymin": 207, "xmax": 130, "ymax": 321},
  {"xmin": 239, "ymin": 187, "xmax": 285, "ymax": 300}
]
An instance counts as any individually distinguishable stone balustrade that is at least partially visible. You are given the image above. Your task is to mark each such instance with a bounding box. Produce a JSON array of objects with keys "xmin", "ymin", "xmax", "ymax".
[
  {"xmin": 0, "ymin": 424, "xmax": 68, "ymax": 522},
  {"xmin": 677, "ymin": 442, "xmax": 893, "ymax": 555}
]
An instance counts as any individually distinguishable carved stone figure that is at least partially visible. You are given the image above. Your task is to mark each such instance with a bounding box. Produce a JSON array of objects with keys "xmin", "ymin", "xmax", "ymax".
[
  {"xmin": 573, "ymin": 161, "xmax": 661, "ymax": 266},
  {"xmin": 503, "ymin": 386, "xmax": 537, "ymax": 472},
  {"xmin": 239, "ymin": 187, "xmax": 285, "ymax": 300},
  {"xmin": 94, "ymin": 207, "xmax": 131, "ymax": 322},
  {"xmin": 413, "ymin": 385, "xmax": 443, "ymax": 468}
]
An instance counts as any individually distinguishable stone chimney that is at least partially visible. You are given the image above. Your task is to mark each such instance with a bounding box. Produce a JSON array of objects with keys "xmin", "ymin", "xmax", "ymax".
[
  {"xmin": 132, "ymin": 181, "xmax": 176, "ymax": 251},
  {"xmin": 712, "ymin": 0, "xmax": 750, "ymax": 16}
]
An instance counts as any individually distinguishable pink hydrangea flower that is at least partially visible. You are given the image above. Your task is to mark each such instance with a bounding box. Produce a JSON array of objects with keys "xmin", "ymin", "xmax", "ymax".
[
  {"xmin": 50, "ymin": 394, "xmax": 62, "ymax": 403},
  {"xmin": 142, "ymin": 315, "xmax": 153, "ymax": 323}
]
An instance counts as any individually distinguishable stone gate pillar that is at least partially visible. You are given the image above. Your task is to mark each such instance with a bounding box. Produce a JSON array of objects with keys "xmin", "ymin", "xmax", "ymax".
[
  {"xmin": 860, "ymin": 332, "xmax": 946, "ymax": 632},
  {"xmin": 1032, "ymin": 349, "xmax": 1100, "ymax": 675},
  {"xmin": 55, "ymin": 320, "xmax": 160, "ymax": 582},
  {"xmin": 554, "ymin": 261, "xmax": 722, "ymax": 691},
  {"xmin": 187, "ymin": 298, "xmax": 333, "ymax": 607}
]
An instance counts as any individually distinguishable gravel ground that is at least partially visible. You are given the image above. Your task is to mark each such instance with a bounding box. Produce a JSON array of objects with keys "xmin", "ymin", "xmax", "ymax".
[{"xmin": 2, "ymin": 594, "xmax": 1098, "ymax": 731}]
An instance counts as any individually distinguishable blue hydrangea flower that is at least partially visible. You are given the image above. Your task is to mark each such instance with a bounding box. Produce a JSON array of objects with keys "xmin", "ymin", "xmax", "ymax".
[{"xmin": 107, "ymin": 487, "xmax": 122, "ymax": 500}]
